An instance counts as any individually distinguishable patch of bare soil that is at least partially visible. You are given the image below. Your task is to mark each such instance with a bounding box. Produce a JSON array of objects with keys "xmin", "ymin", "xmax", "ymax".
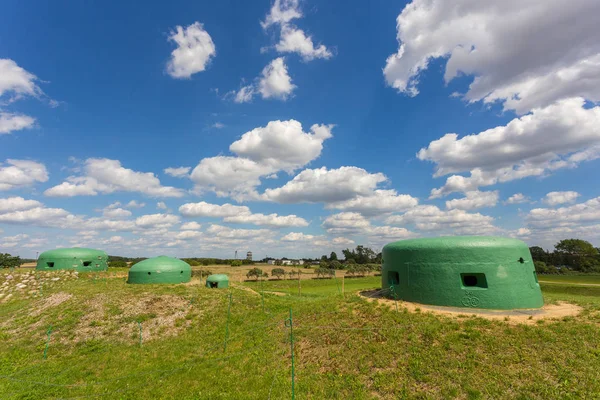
[
  {"xmin": 73, "ymin": 294, "xmax": 193, "ymax": 344},
  {"xmin": 360, "ymin": 290, "xmax": 582, "ymax": 325},
  {"xmin": 231, "ymin": 284, "xmax": 260, "ymax": 296},
  {"xmin": 30, "ymin": 292, "xmax": 73, "ymax": 317}
]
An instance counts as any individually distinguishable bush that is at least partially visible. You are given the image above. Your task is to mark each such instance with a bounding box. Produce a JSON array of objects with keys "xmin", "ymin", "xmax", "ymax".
[
  {"xmin": 184, "ymin": 259, "xmax": 200, "ymax": 266},
  {"xmin": 319, "ymin": 260, "xmax": 329, "ymax": 269},
  {"xmin": 271, "ymin": 268, "xmax": 285, "ymax": 279},
  {"xmin": 246, "ymin": 268, "xmax": 264, "ymax": 280},
  {"xmin": 0, "ymin": 253, "xmax": 20, "ymax": 269},
  {"xmin": 201, "ymin": 260, "xmax": 211, "ymax": 266},
  {"xmin": 315, "ymin": 267, "xmax": 335, "ymax": 279},
  {"xmin": 108, "ymin": 260, "xmax": 128, "ymax": 268},
  {"xmin": 192, "ymin": 269, "xmax": 213, "ymax": 278},
  {"xmin": 231, "ymin": 260, "xmax": 243, "ymax": 267},
  {"xmin": 329, "ymin": 260, "xmax": 342, "ymax": 270}
]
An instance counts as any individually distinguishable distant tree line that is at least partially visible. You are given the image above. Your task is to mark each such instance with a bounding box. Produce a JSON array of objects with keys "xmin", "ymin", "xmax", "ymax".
[
  {"xmin": 0, "ymin": 253, "xmax": 21, "ymax": 269},
  {"xmin": 531, "ymin": 239, "xmax": 600, "ymax": 274}
]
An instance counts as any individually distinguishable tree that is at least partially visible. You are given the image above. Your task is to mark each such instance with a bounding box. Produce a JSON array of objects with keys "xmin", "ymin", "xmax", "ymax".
[
  {"xmin": 555, "ymin": 239, "xmax": 600, "ymax": 272},
  {"xmin": 231, "ymin": 260, "xmax": 243, "ymax": 267},
  {"xmin": 329, "ymin": 260, "xmax": 342, "ymax": 270},
  {"xmin": 320, "ymin": 255, "xmax": 328, "ymax": 262},
  {"xmin": 329, "ymin": 252, "xmax": 338, "ymax": 261},
  {"xmin": 271, "ymin": 268, "xmax": 285, "ymax": 279},
  {"xmin": 315, "ymin": 267, "xmax": 334, "ymax": 279},
  {"xmin": 319, "ymin": 260, "xmax": 329, "ymax": 269},
  {"xmin": 246, "ymin": 268, "xmax": 264, "ymax": 280},
  {"xmin": 529, "ymin": 246, "xmax": 547, "ymax": 261},
  {"xmin": 0, "ymin": 253, "xmax": 21, "ymax": 269},
  {"xmin": 274, "ymin": 259, "xmax": 283, "ymax": 266}
]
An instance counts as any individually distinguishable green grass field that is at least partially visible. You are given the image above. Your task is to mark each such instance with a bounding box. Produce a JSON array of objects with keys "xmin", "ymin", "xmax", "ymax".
[{"xmin": 1, "ymin": 271, "xmax": 599, "ymax": 399}]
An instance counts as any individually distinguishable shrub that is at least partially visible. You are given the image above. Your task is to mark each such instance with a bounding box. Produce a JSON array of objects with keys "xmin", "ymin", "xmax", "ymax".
[
  {"xmin": 231, "ymin": 260, "xmax": 243, "ymax": 267},
  {"xmin": 271, "ymin": 268, "xmax": 285, "ymax": 279},
  {"xmin": 108, "ymin": 260, "xmax": 128, "ymax": 269},
  {"xmin": 246, "ymin": 268, "xmax": 264, "ymax": 280}
]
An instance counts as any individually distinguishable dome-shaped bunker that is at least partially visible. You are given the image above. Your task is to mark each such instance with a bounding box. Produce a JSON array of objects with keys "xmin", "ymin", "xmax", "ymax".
[
  {"xmin": 382, "ymin": 236, "xmax": 543, "ymax": 310},
  {"xmin": 36, "ymin": 248, "xmax": 108, "ymax": 272},
  {"xmin": 128, "ymin": 256, "xmax": 191, "ymax": 284},
  {"xmin": 206, "ymin": 274, "xmax": 229, "ymax": 289}
]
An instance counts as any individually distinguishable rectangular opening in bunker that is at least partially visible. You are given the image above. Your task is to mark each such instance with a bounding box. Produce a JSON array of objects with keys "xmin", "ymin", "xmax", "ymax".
[
  {"xmin": 83, "ymin": 261, "xmax": 92, "ymax": 266},
  {"xmin": 388, "ymin": 271, "xmax": 399, "ymax": 285},
  {"xmin": 460, "ymin": 273, "xmax": 488, "ymax": 289},
  {"xmin": 210, "ymin": 282, "xmax": 219, "ymax": 288},
  {"xmin": 47, "ymin": 262, "xmax": 54, "ymax": 268}
]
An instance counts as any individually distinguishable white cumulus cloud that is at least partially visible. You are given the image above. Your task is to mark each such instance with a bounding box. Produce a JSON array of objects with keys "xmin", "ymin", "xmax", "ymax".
[
  {"xmin": 445, "ymin": 191, "xmax": 498, "ymax": 211},
  {"xmin": 0, "ymin": 159, "xmax": 48, "ymax": 191},
  {"xmin": 166, "ymin": 22, "xmax": 216, "ymax": 79},
  {"xmin": 542, "ymin": 191, "xmax": 580, "ymax": 206},
  {"xmin": 383, "ymin": 0, "xmax": 600, "ymax": 114},
  {"xmin": 0, "ymin": 113, "xmax": 35, "ymax": 135},
  {"xmin": 164, "ymin": 166, "xmax": 190, "ymax": 177}
]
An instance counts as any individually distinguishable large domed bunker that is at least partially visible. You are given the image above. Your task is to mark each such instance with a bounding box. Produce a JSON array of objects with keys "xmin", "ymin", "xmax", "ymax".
[
  {"xmin": 36, "ymin": 248, "xmax": 108, "ymax": 272},
  {"xmin": 382, "ymin": 236, "xmax": 543, "ymax": 310},
  {"xmin": 128, "ymin": 256, "xmax": 191, "ymax": 284}
]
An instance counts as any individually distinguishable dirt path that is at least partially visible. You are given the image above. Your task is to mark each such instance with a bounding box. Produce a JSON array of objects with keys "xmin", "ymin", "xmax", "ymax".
[{"xmin": 360, "ymin": 290, "xmax": 582, "ymax": 325}]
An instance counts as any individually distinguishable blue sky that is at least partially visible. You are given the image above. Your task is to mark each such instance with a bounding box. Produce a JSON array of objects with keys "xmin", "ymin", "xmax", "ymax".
[{"xmin": 1, "ymin": 0, "xmax": 600, "ymax": 259}]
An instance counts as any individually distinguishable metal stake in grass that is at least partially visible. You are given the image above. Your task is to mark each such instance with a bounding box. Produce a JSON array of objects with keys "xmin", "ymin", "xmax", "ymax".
[
  {"xmin": 43, "ymin": 325, "xmax": 52, "ymax": 359},
  {"xmin": 284, "ymin": 308, "xmax": 295, "ymax": 400},
  {"xmin": 261, "ymin": 276, "xmax": 265, "ymax": 312},
  {"xmin": 138, "ymin": 321, "xmax": 143, "ymax": 347},
  {"xmin": 224, "ymin": 292, "xmax": 233, "ymax": 351}
]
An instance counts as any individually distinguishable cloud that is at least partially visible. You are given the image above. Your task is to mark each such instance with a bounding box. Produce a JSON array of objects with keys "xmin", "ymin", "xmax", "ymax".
[
  {"xmin": 383, "ymin": 0, "xmax": 600, "ymax": 114},
  {"xmin": 0, "ymin": 197, "xmax": 42, "ymax": 213},
  {"xmin": 102, "ymin": 207, "xmax": 132, "ymax": 219},
  {"xmin": 211, "ymin": 122, "xmax": 225, "ymax": 129},
  {"xmin": 175, "ymin": 230, "xmax": 202, "ymax": 240},
  {"xmin": 134, "ymin": 213, "xmax": 180, "ymax": 229},
  {"xmin": 322, "ymin": 212, "xmax": 415, "ymax": 242},
  {"xmin": 386, "ymin": 205, "xmax": 499, "ymax": 235},
  {"xmin": 0, "ymin": 159, "xmax": 48, "ymax": 191},
  {"xmin": 524, "ymin": 198, "xmax": 600, "ymax": 246},
  {"xmin": 179, "ymin": 200, "xmax": 308, "ymax": 227},
  {"xmin": 258, "ymin": 57, "xmax": 296, "ymax": 100},
  {"xmin": 229, "ymin": 120, "xmax": 332, "ymax": 172},
  {"xmin": 190, "ymin": 120, "xmax": 332, "ymax": 199},
  {"xmin": 0, "ymin": 206, "xmax": 72, "ymax": 226},
  {"xmin": 164, "ymin": 166, "xmax": 190, "ymax": 177},
  {"xmin": 157, "ymin": 201, "xmax": 167, "ymax": 210},
  {"xmin": 0, "ymin": 113, "xmax": 35, "ymax": 135},
  {"xmin": 445, "ymin": 190, "xmax": 498, "ymax": 211},
  {"xmin": 125, "ymin": 200, "xmax": 145, "ymax": 209},
  {"xmin": 281, "ymin": 232, "xmax": 317, "ymax": 241},
  {"xmin": 419, "ymin": 99, "xmax": 600, "ymax": 197},
  {"xmin": 542, "ymin": 191, "xmax": 580, "ymax": 206},
  {"xmin": 223, "ymin": 213, "xmax": 308, "ymax": 227},
  {"xmin": 274, "ymin": 25, "xmax": 332, "ymax": 62},
  {"xmin": 263, "ymin": 166, "xmax": 387, "ymax": 204},
  {"xmin": 180, "ymin": 221, "xmax": 202, "ymax": 230},
  {"xmin": 326, "ymin": 189, "xmax": 418, "ymax": 217},
  {"xmin": 179, "ymin": 201, "xmax": 249, "ymax": 218},
  {"xmin": 261, "ymin": 0, "xmax": 302, "ymax": 29},
  {"xmin": 45, "ymin": 158, "xmax": 184, "ymax": 198},
  {"xmin": 0, "ymin": 59, "xmax": 44, "ymax": 101},
  {"xmin": 206, "ymin": 224, "xmax": 271, "ymax": 240},
  {"xmin": 505, "ymin": 193, "xmax": 530, "ymax": 205},
  {"xmin": 166, "ymin": 22, "xmax": 216, "ymax": 79},
  {"xmin": 230, "ymin": 57, "xmax": 296, "ymax": 102},
  {"xmin": 261, "ymin": 0, "xmax": 331, "ymax": 62}
]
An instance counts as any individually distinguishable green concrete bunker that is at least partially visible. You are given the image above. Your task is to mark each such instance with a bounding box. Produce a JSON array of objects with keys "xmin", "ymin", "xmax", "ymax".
[
  {"xmin": 128, "ymin": 256, "xmax": 191, "ymax": 284},
  {"xmin": 205, "ymin": 274, "xmax": 229, "ymax": 289},
  {"xmin": 36, "ymin": 248, "xmax": 108, "ymax": 272},
  {"xmin": 382, "ymin": 236, "xmax": 544, "ymax": 310}
]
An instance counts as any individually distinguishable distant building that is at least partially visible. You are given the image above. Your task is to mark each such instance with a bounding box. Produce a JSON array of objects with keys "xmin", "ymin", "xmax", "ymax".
[
  {"xmin": 267, "ymin": 259, "xmax": 304, "ymax": 266},
  {"xmin": 246, "ymin": 251, "xmax": 253, "ymax": 261}
]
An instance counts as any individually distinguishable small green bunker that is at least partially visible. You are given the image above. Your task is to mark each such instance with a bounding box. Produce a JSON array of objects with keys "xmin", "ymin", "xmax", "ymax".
[
  {"xmin": 128, "ymin": 256, "xmax": 191, "ymax": 284},
  {"xmin": 382, "ymin": 236, "xmax": 543, "ymax": 310},
  {"xmin": 36, "ymin": 247, "xmax": 108, "ymax": 272},
  {"xmin": 206, "ymin": 274, "xmax": 229, "ymax": 289}
]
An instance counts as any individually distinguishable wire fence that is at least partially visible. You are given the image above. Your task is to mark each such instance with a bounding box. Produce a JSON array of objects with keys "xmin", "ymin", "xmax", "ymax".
[{"xmin": 0, "ymin": 277, "xmax": 398, "ymax": 399}]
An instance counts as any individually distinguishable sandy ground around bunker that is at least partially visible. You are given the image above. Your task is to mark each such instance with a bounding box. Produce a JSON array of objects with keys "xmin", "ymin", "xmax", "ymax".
[{"xmin": 360, "ymin": 289, "xmax": 582, "ymax": 325}]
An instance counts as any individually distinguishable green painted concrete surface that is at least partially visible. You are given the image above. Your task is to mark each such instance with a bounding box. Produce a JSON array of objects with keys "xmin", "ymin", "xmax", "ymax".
[
  {"xmin": 206, "ymin": 274, "xmax": 229, "ymax": 288},
  {"xmin": 128, "ymin": 256, "xmax": 191, "ymax": 284},
  {"xmin": 382, "ymin": 236, "xmax": 544, "ymax": 310},
  {"xmin": 36, "ymin": 248, "xmax": 108, "ymax": 272}
]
